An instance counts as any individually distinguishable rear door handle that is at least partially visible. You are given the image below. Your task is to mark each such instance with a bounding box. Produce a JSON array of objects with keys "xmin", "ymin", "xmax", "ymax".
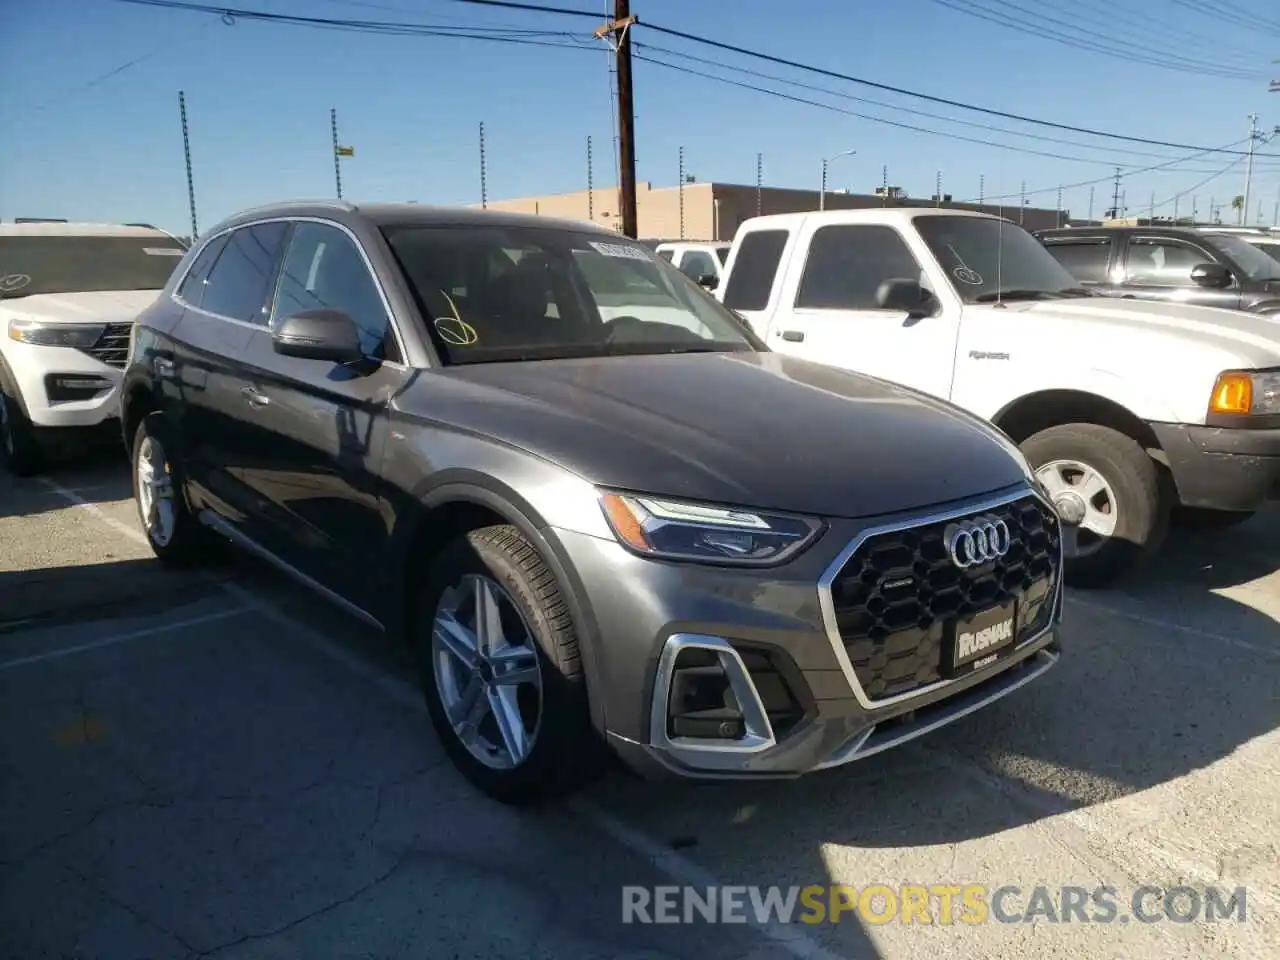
[
  {"xmin": 779, "ymin": 330, "xmax": 805, "ymax": 342},
  {"xmin": 241, "ymin": 385, "xmax": 270, "ymax": 408}
]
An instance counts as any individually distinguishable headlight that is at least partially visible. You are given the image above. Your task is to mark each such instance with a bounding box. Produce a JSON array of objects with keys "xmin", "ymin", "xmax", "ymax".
[
  {"xmin": 1209, "ymin": 369, "xmax": 1280, "ymax": 416},
  {"xmin": 598, "ymin": 491, "xmax": 823, "ymax": 565},
  {"xmin": 7, "ymin": 319, "xmax": 106, "ymax": 348}
]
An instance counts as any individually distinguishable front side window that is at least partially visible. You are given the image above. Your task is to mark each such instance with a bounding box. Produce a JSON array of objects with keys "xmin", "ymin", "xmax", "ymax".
[
  {"xmin": 381, "ymin": 224, "xmax": 758, "ymax": 365},
  {"xmin": 272, "ymin": 222, "xmax": 397, "ymax": 361},
  {"xmin": 913, "ymin": 214, "xmax": 1088, "ymax": 303},
  {"xmin": 795, "ymin": 224, "xmax": 925, "ymax": 310},
  {"xmin": 1209, "ymin": 234, "xmax": 1280, "ymax": 281},
  {"xmin": 1125, "ymin": 239, "xmax": 1215, "ymax": 286},
  {"xmin": 0, "ymin": 235, "xmax": 186, "ymax": 301},
  {"xmin": 678, "ymin": 249, "xmax": 719, "ymax": 281},
  {"xmin": 201, "ymin": 222, "xmax": 290, "ymax": 323},
  {"xmin": 1042, "ymin": 239, "xmax": 1114, "ymax": 283}
]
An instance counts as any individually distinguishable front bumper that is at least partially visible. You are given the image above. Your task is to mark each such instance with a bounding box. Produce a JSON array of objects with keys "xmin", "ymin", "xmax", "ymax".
[
  {"xmin": 1150, "ymin": 421, "xmax": 1280, "ymax": 512},
  {"xmin": 3, "ymin": 338, "xmax": 125, "ymax": 429},
  {"xmin": 551, "ymin": 483, "xmax": 1064, "ymax": 780}
]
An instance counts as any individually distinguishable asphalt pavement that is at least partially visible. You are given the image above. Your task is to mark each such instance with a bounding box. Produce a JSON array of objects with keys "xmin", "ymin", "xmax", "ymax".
[{"xmin": 1, "ymin": 445, "xmax": 1276, "ymax": 960}]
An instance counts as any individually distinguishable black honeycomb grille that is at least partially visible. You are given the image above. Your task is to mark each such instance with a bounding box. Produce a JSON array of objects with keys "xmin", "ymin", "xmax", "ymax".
[
  {"xmin": 829, "ymin": 494, "xmax": 1060, "ymax": 701},
  {"xmin": 78, "ymin": 322, "xmax": 132, "ymax": 369}
]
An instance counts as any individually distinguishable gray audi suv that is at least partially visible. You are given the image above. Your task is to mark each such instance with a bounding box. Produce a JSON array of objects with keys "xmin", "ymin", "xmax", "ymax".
[{"xmin": 121, "ymin": 200, "xmax": 1064, "ymax": 804}]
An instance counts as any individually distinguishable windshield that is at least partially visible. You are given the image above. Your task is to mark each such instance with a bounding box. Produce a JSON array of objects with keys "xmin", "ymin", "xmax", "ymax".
[
  {"xmin": 1251, "ymin": 240, "xmax": 1280, "ymax": 264},
  {"xmin": 0, "ymin": 235, "xmax": 186, "ymax": 299},
  {"xmin": 912, "ymin": 215, "xmax": 1089, "ymax": 304},
  {"xmin": 382, "ymin": 224, "xmax": 761, "ymax": 364},
  {"xmin": 1211, "ymin": 234, "xmax": 1280, "ymax": 280}
]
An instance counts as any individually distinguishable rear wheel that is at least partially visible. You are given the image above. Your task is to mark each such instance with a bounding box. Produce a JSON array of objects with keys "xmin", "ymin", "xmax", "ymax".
[
  {"xmin": 1021, "ymin": 423, "xmax": 1168, "ymax": 589},
  {"xmin": 0, "ymin": 385, "xmax": 43, "ymax": 477},
  {"xmin": 414, "ymin": 524, "xmax": 602, "ymax": 805},
  {"xmin": 131, "ymin": 412, "xmax": 218, "ymax": 566}
]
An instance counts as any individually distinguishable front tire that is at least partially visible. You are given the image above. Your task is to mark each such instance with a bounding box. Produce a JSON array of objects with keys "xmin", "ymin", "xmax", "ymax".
[
  {"xmin": 414, "ymin": 525, "xmax": 601, "ymax": 805},
  {"xmin": 130, "ymin": 412, "xmax": 215, "ymax": 566},
  {"xmin": 1021, "ymin": 423, "xmax": 1168, "ymax": 589},
  {"xmin": 0, "ymin": 384, "xmax": 43, "ymax": 477}
]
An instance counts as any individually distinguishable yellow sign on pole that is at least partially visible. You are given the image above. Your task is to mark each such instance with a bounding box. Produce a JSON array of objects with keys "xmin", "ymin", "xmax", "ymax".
[{"xmin": 336, "ymin": 145, "xmax": 354, "ymax": 157}]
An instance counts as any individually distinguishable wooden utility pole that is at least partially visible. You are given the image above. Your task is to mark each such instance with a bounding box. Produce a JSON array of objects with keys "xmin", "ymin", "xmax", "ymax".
[{"xmin": 597, "ymin": 2, "xmax": 637, "ymax": 237}]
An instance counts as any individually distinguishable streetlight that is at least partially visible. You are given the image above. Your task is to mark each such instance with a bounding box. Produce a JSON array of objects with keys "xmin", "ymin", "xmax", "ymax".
[{"xmin": 820, "ymin": 149, "xmax": 857, "ymax": 211}]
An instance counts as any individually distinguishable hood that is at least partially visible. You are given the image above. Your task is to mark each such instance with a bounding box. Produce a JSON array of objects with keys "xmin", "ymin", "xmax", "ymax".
[
  {"xmin": 402, "ymin": 351, "xmax": 1029, "ymax": 519},
  {"xmin": 970, "ymin": 295, "xmax": 1280, "ymax": 366},
  {"xmin": 1, "ymin": 289, "xmax": 161, "ymax": 324}
]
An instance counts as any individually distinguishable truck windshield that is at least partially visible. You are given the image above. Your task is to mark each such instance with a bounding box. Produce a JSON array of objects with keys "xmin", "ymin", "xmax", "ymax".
[
  {"xmin": 382, "ymin": 224, "xmax": 761, "ymax": 364},
  {"xmin": 1211, "ymin": 234, "xmax": 1280, "ymax": 280},
  {"xmin": 0, "ymin": 235, "xmax": 186, "ymax": 299},
  {"xmin": 912, "ymin": 215, "xmax": 1089, "ymax": 304}
]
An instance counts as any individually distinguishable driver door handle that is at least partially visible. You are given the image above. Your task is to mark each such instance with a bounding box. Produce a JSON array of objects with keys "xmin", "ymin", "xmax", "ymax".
[
  {"xmin": 241, "ymin": 385, "xmax": 270, "ymax": 409},
  {"xmin": 779, "ymin": 330, "xmax": 805, "ymax": 342}
]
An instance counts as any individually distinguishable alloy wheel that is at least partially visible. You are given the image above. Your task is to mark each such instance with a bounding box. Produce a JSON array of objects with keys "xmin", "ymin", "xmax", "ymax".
[
  {"xmin": 135, "ymin": 434, "xmax": 177, "ymax": 547},
  {"xmin": 431, "ymin": 573, "xmax": 543, "ymax": 770},
  {"xmin": 1035, "ymin": 458, "xmax": 1117, "ymax": 559}
]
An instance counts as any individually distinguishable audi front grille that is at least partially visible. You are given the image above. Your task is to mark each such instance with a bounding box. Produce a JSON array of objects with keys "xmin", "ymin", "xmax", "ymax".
[
  {"xmin": 824, "ymin": 491, "xmax": 1060, "ymax": 703},
  {"xmin": 77, "ymin": 321, "xmax": 133, "ymax": 369}
]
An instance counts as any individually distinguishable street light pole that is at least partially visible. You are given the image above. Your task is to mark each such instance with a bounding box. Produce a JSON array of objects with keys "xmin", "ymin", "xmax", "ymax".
[{"xmin": 820, "ymin": 149, "xmax": 856, "ymax": 211}]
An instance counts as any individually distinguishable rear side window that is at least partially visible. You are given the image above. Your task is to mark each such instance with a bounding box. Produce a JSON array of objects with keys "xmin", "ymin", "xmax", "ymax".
[
  {"xmin": 722, "ymin": 229, "xmax": 788, "ymax": 311},
  {"xmin": 176, "ymin": 233, "xmax": 229, "ymax": 307},
  {"xmin": 1043, "ymin": 239, "xmax": 1113, "ymax": 283},
  {"xmin": 200, "ymin": 222, "xmax": 290, "ymax": 323},
  {"xmin": 795, "ymin": 224, "xmax": 924, "ymax": 310}
]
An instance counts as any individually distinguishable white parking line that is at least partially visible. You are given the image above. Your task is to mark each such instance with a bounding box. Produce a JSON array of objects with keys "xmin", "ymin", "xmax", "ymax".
[
  {"xmin": 0, "ymin": 607, "xmax": 250, "ymax": 672},
  {"xmin": 1066, "ymin": 595, "xmax": 1278, "ymax": 657},
  {"xmin": 37, "ymin": 477, "xmax": 150, "ymax": 547}
]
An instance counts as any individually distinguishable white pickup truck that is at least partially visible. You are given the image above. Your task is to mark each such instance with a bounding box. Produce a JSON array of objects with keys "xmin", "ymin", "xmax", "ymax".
[{"xmin": 714, "ymin": 207, "xmax": 1280, "ymax": 587}]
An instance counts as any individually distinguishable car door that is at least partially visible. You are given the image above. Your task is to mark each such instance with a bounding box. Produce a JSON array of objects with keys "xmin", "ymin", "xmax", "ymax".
[
  {"xmin": 165, "ymin": 222, "xmax": 290, "ymax": 530},
  {"xmin": 1117, "ymin": 235, "xmax": 1242, "ymax": 309},
  {"xmin": 761, "ymin": 222, "xmax": 959, "ymax": 400},
  {"xmin": 1039, "ymin": 234, "xmax": 1118, "ymax": 294},
  {"xmin": 718, "ymin": 228, "xmax": 793, "ymax": 338},
  {"xmin": 233, "ymin": 220, "xmax": 410, "ymax": 612}
]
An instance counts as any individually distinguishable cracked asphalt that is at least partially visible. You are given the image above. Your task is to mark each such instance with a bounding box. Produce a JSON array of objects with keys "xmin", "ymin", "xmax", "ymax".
[{"xmin": 1, "ymin": 448, "xmax": 1277, "ymax": 960}]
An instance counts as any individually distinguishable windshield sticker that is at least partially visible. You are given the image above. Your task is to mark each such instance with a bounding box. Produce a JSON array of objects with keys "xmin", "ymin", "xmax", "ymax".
[
  {"xmin": 588, "ymin": 240, "xmax": 650, "ymax": 261},
  {"xmin": 953, "ymin": 266, "xmax": 984, "ymax": 285},
  {"xmin": 0, "ymin": 274, "xmax": 31, "ymax": 293},
  {"xmin": 143, "ymin": 247, "xmax": 185, "ymax": 256}
]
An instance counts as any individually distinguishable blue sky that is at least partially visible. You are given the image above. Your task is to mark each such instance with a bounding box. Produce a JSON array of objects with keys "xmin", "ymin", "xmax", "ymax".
[{"xmin": 3, "ymin": 0, "xmax": 1280, "ymax": 235}]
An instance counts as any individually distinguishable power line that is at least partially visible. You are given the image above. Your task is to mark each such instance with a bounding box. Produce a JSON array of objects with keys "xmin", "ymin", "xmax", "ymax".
[
  {"xmin": 638, "ymin": 21, "xmax": 1279, "ymax": 157},
  {"xmin": 1151, "ymin": 155, "xmax": 1248, "ymax": 212},
  {"xmin": 636, "ymin": 40, "xmax": 1272, "ymax": 170},
  {"xmin": 928, "ymin": 0, "xmax": 1265, "ymax": 80}
]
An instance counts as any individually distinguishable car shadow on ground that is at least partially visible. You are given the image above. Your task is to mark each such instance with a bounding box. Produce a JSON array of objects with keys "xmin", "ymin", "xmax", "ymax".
[{"xmin": 0, "ymin": 445, "xmax": 131, "ymax": 521}]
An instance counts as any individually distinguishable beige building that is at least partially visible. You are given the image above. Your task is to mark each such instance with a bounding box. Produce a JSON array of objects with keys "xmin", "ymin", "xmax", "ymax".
[{"xmin": 478, "ymin": 181, "xmax": 1070, "ymax": 240}]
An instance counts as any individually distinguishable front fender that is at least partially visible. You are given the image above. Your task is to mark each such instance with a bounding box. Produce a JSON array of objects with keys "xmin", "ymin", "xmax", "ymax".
[{"xmin": 975, "ymin": 367, "xmax": 1185, "ymax": 426}]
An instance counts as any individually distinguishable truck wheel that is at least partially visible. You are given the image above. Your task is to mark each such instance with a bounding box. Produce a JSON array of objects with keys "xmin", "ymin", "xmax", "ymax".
[
  {"xmin": 0, "ymin": 385, "xmax": 43, "ymax": 477},
  {"xmin": 130, "ymin": 412, "xmax": 217, "ymax": 566},
  {"xmin": 413, "ymin": 525, "xmax": 601, "ymax": 806},
  {"xmin": 1021, "ymin": 423, "xmax": 1168, "ymax": 589}
]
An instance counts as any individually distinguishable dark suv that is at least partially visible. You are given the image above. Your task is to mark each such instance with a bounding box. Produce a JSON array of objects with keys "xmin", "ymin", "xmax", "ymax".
[
  {"xmin": 1036, "ymin": 225, "xmax": 1280, "ymax": 315},
  {"xmin": 121, "ymin": 200, "xmax": 1064, "ymax": 804}
]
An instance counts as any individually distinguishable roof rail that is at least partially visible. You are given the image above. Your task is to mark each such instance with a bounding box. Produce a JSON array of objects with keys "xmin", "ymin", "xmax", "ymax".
[
  {"xmin": 14, "ymin": 217, "xmax": 69, "ymax": 223},
  {"xmin": 232, "ymin": 198, "xmax": 358, "ymax": 219}
]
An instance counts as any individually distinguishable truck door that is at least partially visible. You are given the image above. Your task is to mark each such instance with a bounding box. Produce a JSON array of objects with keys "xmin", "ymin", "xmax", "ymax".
[
  {"xmin": 718, "ymin": 228, "xmax": 793, "ymax": 339},
  {"xmin": 760, "ymin": 221, "xmax": 959, "ymax": 400}
]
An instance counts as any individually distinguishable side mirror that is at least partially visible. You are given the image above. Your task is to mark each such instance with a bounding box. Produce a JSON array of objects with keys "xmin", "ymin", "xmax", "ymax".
[
  {"xmin": 876, "ymin": 278, "xmax": 938, "ymax": 317},
  {"xmin": 271, "ymin": 309, "xmax": 365, "ymax": 363},
  {"xmin": 1190, "ymin": 262, "xmax": 1232, "ymax": 289},
  {"xmin": 696, "ymin": 273, "xmax": 719, "ymax": 290}
]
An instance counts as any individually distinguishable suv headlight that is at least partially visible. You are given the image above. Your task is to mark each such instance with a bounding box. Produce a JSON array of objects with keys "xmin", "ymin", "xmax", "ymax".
[
  {"xmin": 598, "ymin": 491, "xmax": 823, "ymax": 565},
  {"xmin": 1209, "ymin": 369, "xmax": 1280, "ymax": 416},
  {"xmin": 7, "ymin": 319, "xmax": 106, "ymax": 348}
]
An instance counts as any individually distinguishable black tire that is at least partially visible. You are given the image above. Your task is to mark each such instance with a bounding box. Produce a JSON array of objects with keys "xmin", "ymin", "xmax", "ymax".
[
  {"xmin": 130, "ymin": 412, "xmax": 218, "ymax": 567},
  {"xmin": 1020, "ymin": 423, "xmax": 1168, "ymax": 589},
  {"xmin": 1171, "ymin": 506, "xmax": 1256, "ymax": 533},
  {"xmin": 0, "ymin": 382, "xmax": 44, "ymax": 477},
  {"xmin": 414, "ymin": 524, "xmax": 602, "ymax": 806}
]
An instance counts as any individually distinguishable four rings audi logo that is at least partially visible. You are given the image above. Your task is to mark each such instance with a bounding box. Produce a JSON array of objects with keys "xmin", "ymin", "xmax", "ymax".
[{"xmin": 945, "ymin": 516, "xmax": 1012, "ymax": 568}]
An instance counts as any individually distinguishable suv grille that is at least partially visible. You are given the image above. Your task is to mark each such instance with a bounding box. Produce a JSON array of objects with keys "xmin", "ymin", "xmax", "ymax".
[
  {"xmin": 828, "ymin": 493, "xmax": 1060, "ymax": 702},
  {"xmin": 79, "ymin": 322, "xmax": 132, "ymax": 369}
]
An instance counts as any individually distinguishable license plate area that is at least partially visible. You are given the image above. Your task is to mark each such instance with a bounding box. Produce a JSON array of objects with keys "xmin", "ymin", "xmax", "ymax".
[{"xmin": 943, "ymin": 598, "xmax": 1017, "ymax": 677}]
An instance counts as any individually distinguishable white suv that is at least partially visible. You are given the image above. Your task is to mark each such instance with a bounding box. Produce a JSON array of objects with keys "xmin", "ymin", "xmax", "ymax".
[{"xmin": 0, "ymin": 221, "xmax": 187, "ymax": 475}]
